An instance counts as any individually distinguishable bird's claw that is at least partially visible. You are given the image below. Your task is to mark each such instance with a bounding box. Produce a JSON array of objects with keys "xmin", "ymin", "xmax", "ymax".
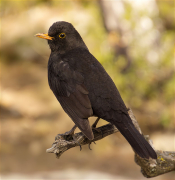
[
  {"xmin": 88, "ymin": 142, "xmax": 92, "ymax": 150},
  {"xmin": 77, "ymin": 141, "xmax": 82, "ymax": 151},
  {"xmin": 88, "ymin": 141, "xmax": 96, "ymax": 150}
]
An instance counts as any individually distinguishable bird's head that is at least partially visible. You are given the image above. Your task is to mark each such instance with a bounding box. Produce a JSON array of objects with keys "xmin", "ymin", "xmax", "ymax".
[{"xmin": 35, "ymin": 21, "xmax": 88, "ymax": 54}]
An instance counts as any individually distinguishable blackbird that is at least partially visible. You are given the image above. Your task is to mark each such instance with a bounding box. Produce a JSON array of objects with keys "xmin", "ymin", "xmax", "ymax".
[{"xmin": 36, "ymin": 21, "xmax": 157, "ymax": 159}]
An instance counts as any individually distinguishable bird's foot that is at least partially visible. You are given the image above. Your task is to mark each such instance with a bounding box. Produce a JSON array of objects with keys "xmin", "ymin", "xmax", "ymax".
[
  {"xmin": 55, "ymin": 125, "xmax": 82, "ymax": 151},
  {"xmin": 91, "ymin": 117, "xmax": 103, "ymax": 138},
  {"xmin": 55, "ymin": 133, "xmax": 82, "ymax": 151},
  {"xmin": 92, "ymin": 127, "xmax": 103, "ymax": 137},
  {"xmin": 74, "ymin": 137, "xmax": 82, "ymax": 151},
  {"xmin": 55, "ymin": 131, "xmax": 73, "ymax": 141}
]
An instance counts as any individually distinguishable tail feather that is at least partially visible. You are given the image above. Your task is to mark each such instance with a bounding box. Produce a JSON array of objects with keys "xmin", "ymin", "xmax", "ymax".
[{"xmin": 113, "ymin": 114, "xmax": 157, "ymax": 159}]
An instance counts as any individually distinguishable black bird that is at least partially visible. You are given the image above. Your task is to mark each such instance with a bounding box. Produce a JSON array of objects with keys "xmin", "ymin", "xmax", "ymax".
[{"xmin": 36, "ymin": 21, "xmax": 157, "ymax": 159}]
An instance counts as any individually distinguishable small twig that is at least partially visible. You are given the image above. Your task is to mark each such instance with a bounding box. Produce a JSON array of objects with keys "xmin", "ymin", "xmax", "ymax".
[{"xmin": 46, "ymin": 109, "xmax": 175, "ymax": 177}]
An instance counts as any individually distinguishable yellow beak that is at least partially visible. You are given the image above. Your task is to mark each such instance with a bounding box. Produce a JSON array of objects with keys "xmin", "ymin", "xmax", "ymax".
[{"xmin": 35, "ymin": 33, "xmax": 53, "ymax": 40}]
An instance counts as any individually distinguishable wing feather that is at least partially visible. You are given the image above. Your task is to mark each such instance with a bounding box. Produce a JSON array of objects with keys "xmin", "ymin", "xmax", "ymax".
[{"xmin": 48, "ymin": 58, "xmax": 94, "ymax": 140}]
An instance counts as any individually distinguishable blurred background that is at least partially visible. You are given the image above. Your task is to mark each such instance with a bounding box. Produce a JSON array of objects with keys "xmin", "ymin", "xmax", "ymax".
[{"xmin": 1, "ymin": 0, "xmax": 175, "ymax": 179}]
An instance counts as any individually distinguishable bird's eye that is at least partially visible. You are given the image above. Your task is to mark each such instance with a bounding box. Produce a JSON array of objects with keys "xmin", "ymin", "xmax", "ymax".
[{"xmin": 59, "ymin": 33, "xmax": 66, "ymax": 39}]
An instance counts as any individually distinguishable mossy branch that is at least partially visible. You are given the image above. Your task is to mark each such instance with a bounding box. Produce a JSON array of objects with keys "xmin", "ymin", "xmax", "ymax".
[{"xmin": 46, "ymin": 109, "xmax": 175, "ymax": 178}]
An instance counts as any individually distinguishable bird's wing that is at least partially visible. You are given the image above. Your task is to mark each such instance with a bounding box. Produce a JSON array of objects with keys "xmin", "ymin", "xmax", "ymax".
[{"xmin": 48, "ymin": 58, "xmax": 94, "ymax": 140}]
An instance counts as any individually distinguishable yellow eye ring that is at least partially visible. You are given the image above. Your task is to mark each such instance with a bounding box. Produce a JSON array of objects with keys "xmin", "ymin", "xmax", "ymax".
[{"xmin": 59, "ymin": 33, "xmax": 66, "ymax": 39}]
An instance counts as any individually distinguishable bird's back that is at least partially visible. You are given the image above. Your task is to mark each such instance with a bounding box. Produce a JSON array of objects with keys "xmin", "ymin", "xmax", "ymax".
[{"xmin": 56, "ymin": 48, "xmax": 128, "ymax": 120}]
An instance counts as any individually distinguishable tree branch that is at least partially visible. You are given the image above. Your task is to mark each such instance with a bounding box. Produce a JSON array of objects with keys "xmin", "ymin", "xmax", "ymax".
[{"xmin": 46, "ymin": 109, "xmax": 175, "ymax": 178}]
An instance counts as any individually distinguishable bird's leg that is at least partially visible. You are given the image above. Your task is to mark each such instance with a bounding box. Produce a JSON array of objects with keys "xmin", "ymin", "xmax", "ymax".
[
  {"xmin": 55, "ymin": 125, "xmax": 82, "ymax": 151},
  {"xmin": 88, "ymin": 117, "xmax": 103, "ymax": 150},
  {"xmin": 65, "ymin": 124, "xmax": 77, "ymax": 136},
  {"xmin": 55, "ymin": 125, "xmax": 77, "ymax": 140},
  {"xmin": 92, "ymin": 117, "xmax": 100, "ymax": 129},
  {"xmin": 92, "ymin": 117, "xmax": 103, "ymax": 137}
]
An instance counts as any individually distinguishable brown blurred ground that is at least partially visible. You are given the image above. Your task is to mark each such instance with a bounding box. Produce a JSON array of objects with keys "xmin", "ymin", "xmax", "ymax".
[{"xmin": 1, "ymin": 1, "xmax": 174, "ymax": 179}]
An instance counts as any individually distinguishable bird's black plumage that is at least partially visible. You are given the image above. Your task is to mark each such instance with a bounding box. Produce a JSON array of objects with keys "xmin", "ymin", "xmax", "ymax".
[{"xmin": 37, "ymin": 21, "xmax": 157, "ymax": 159}]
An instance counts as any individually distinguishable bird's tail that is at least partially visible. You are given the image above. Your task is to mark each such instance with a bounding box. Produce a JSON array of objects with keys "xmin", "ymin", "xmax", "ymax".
[{"xmin": 112, "ymin": 114, "xmax": 157, "ymax": 159}]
